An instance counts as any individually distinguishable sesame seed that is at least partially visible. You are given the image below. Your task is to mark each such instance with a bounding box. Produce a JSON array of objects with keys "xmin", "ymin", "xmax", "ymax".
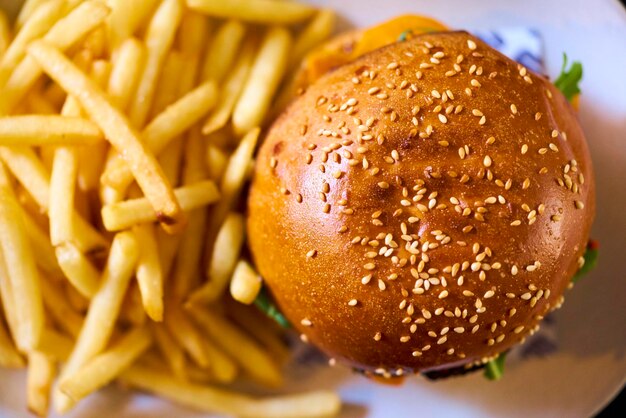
[
  {"xmin": 510, "ymin": 104, "xmax": 518, "ymax": 114},
  {"xmin": 368, "ymin": 87, "xmax": 380, "ymax": 95},
  {"xmin": 479, "ymin": 115, "xmax": 486, "ymax": 125},
  {"xmin": 437, "ymin": 336, "xmax": 448, "ymax": 345},
  {"xmin": 387, "ymin": 62, "xmax": 399, "ymax": 70},
  {"xmin": 467, "ymin": 39, "xmax": 477, "ymax": 50},
  {"xmin": 483, "ymin": 155, "xmax": 492, "ymax": 167},
  {"xmin": 306, "ymin": 250, "xmax": 317, "ymax": 258},
  {"xmin": 471, "ymin": 79, "xmax": 481, "ymax": 87},
  {"xmin": 378, "ymin": 279, "xmax": 386, "ymax": 290},
  {"xmin": 348, "ymin": 299, "xmax": 358, "ymax": 306},
  {"xmin": 575, "ymin": 200, "xmax": 585, "ymax": 209},
  {"xmin": 438, "ymin": 114, "xmax": 448, "ymax": 124},
  {"xmin": 374, "ymin": 332, "xmax": 381, "ymax": 341},
  {"xmin": 301, "ymin": 318, "xmax": 312, "ymax": 327}
]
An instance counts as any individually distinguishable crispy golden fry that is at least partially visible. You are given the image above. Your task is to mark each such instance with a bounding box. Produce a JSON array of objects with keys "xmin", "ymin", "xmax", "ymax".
[
  {"xmin": 202, "ymin": 38, "xmax": 255, "ymax": 135},
  {"xmin": 190, "ymin": 213, "xmax": 245, "ymax": 304},
  {"xmin": 164, "ymin": 302, "xmax": 210, "ymax": 369},
  {"xmin": 49, "ymin": 147, "xmax": 77, "ymax": 246},
  {"xmin": 205, "ymin": 143, "xmax": 228, "ymax": 183},
  {"xmin": 15, "ymin": 0, "xmax": 49, "ymax": 29},
  {"xmin": 106, "ymin": 0, "xmax": 160, "ymax": 48},
  {"xmin": 0, "ymin": 146, "xmax": 108, "ymax": 253},
  {"xmin": 129, "ymin": 0, "xmax": 183, "ymax": 129},
  {"xmin": 0, "ymin": 116, "xmax": 103, "ymax": 147},
  {"xmin": 20, "ymin": 208, "xmax": 63, "ymax": 278},
  {"xmin": 38, "ymin": 328, "xmax": 73, "ymax": 362},
  {"xmin": 151, "ymin": 52, "xmax": 185, "ymax": 121},
  {"xmin": 159, "ymin": 138, "xmax": 185, "ymax": 187},
  {"xmin": 186, "ymin": 0, "xmax": 315, "ymax": 25},
  {"xmin": 0, "ymin": 247, "xmax": 19, "ymax": 341},
  {"xmin": 55, "ymin": 243, "xmax": 101, "ymax": 300},
  {"xmin": 225, "ymin": 303, "xmax": 291, "ymax": 363},
  {"xmin": 0, "ymin": 314, "xmax": 24, "ymax": 368},
  {"xmin": 0, "ymin": 0, "xmax": 64, "ymax": 85},
  {"xmin": 188, "ymin": 307, "xmax": 282, "ymax": 387},
  {"xmin": 102, "ymin": 180, "xmax": 219, "ymax": 231},
  {"xmin": 204, "ymin": 128, "xmax": 259, "ymax": 254},
  {"xmin": 122, "ymin": 365, "xmax": 341, "ymax": 418},
  {"xmin": 55, "ymin": 231, "xmax": 138, "ymax": 413},
  {"xmin": 0, "ymin": 10, "xmax": 10, "ymax": 60},
  {"xmin": 151, "ymin": 324, "xmax": 187, "ymax": 381},
  {"xmin": 233, "ymin": 27, "xmax": 291, "ymax": 135},
  {"xmin": 290, "ymin": 9, "xmax": 335, "ymax": 68},
  {"xmin": 0, "ymin": 178, "xmax": 44, "ymax": 351},
  {"xmin": 0, "ymin": 1, "xmax": 111, "ymax": 114},
  {"xmin": 133, "ymin": 224, "xmax": 164, "ymax": 322},
  {"xmin": 229, "ymin": 260, "xmax": 263, "ymax": 305},
  {"xmin": 119, "ymin": 283, "xmax": 147, "ymax": 327},
  {"xmin": 27, "ymin": 351, "xmax": 56, "ymax": 417},
  {"xmin": 29, "ymin": 41, "xmax": 184, "ymax": 228},
  {"xmin": 76, "ymin": 59, "xmax": 112, "ymax": 191},
  {"xmin": 103, "ymin": 80, "xmax": 218, "ymax": 190},
  {"xmin": 60, "ymin": 326, "xmax": 153, "ymax": 402},
  {"xmin": 171, "ymin": 131, "xmax": 207, "ymax": 300},
  {"xmin": 200, "ymin": 19, "xmax": 246, "ymax": 83},
  {"xmin": 177, "ymin": 11, "xmax": 209, "ymax": 94},
  {"xmin": 38, "ymin": 278, "xmax": 84, "ymax": 339},
  {"xmin": 200, "ymin": 335, "xmax": 238, "ymax": 383},
  {"xmin": 108, "ymin": 38, "xmax": 146, "ymax": 111}
]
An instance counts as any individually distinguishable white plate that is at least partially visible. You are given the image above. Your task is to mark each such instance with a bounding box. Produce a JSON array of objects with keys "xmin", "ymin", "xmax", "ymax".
[{"xmin": 1, "ymin": 0, "xmax": 626, "ymax": 417}]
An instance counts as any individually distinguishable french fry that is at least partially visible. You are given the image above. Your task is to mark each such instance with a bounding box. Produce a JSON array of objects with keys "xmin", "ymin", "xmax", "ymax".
[
  {"xmin": 150, "ymin": 50, "xmax": 184, "ymax": 117},
  {"xmin": 205, "ymin": 143, "xmax": 228, "ymax": 183},
  {"xmin": 229, "ymin": 260, "xmax": 263, "ymax": 305},
  {"xmin": 119, "ymin": 283, "xmax": 147, "ymax": 327},
  {"xmin": 204, "ymin": 128, "xmax": 259, "ymax": 258},
  {"xmin": 49, "ymin": 147, "xmax": 77, "ymax": 245},
  {"xmin": 290, "ymin": 9, "xmax": 335, "ymax": 69},
  {"xmin": 102, "ymin": 180, "xmax": 219, "ymax": 231},
  {"xmin": 15, "ymin": 0, "xmax": 49, "ymax": 29},
  {"xmin": 63, "ymin": 281, "xmax": 90, "ymax": 314},
  {"xmin": 133, "ymin": 224, "xmax": 164, "ymax": 322},
  {"xmin": 151, "ymin": 324, "xmax": 187, "ymax": 381},
  {"xmin": 0, "ymin": 247, "xmax": 19, "ymax": 341},
  {"xmin": 0, "ymin": 10, "xmax": 10, "ymax": 60},
  {"xmin": 233, "ymin": 27, "xmax": 291, "ymax": 135},
  {"xmin": 27, "ymin": 351, "xmax": 56, "ymax": 417},
  {"xmin": 55, "ymin": 243, "xmax": 101, "ymax": 299},
  {"xmin": 189, "ymin": 213, "xmax": 245, "ymax": 304},
  {"xmin": 200, "ymin": 335, "xmax": 238, "ymax": 383},
  {"xmin": 188, "ymin": 307, "xmax": 281, "ymax": 387},
  {"xmin": 0, "ymin": 1, "xmax": 111, "ymax": 114},
  {"xmin": 200, "ymin": 19, "xmax": 246, "ymax": 83},
  {"xmin": 177, "ymin": 11, "xmax": 209, "ymax": 94},
  {"xmin": 202, "ymin": 37, "xmax": 256, "ymax": 135},
  {"xmin": 60, "ymin": 326, "xmax": 153, "ymax": 402},
  {"xmin": 76, "ymin": 59, "xmax": 112, "ymax": 191},
  {"xmin": 103, "ymin": 80, "xmax": 218, "ymax": 191},
  {"xmin": 20, "ymin": 208, "xmax": 64, "ymax": 278},
  {"xmin": 159, "ymin": 138, "xmax": 185, "ymax": 187},
  {"xmin": 106, "ymin": 0, "xmax": 160, "ymax": 49},
  {"xmin": 37, "ymin": 328, "xmax": 73, "ymax": 362},
  {"xmin": 129, "ymin": 0, "xmax": 183, "ymax": 129},
  {"xmin": 39, "ymin": 277, "xmax": 84, "ymax": 338},
  {"xmin": 156, "ymin": 225, "xmax": 183, "ymax": 283},
  {"xmin": 107, "ymin": 37, "xmax": 146, "ymax": 112},
  {"xmin": 163, "ymin": 302, "xmax": 210, "ymax": 369},
  {"xmin": 0, "ymin": 116, "xmax": 103, "ymax": 147},
  {"xmin": 0, "ymin": 146, "xmax": 108, "ymax": 253},
  {"xmin": 226, "ymin": 303, "xmax": 291, "ymax": 363},
  {"xmin": 0, "ymin": 177, "xmax": 44, "ymax": 351},
  {"xmin": 29, "ymin": 41, "xmax": 184, "ymax": 229},
  {"xmin": 171, "ymin": 132, "xmax": 207, "ymax": 300},
  {"xmin": 122, "ymin": 365, "xmax": 341, "ymax": 418},
  {"xmin": 0, "ymin": 0, "xmax": 65, "ymax": 85},
  {"xmin": 55, "ymin": 231, "xmax": 138, "ymax": 413},
  {"xmin": 0, "ymin": 314, "xmax": 24, "ymax": 368},
  {"xmin": 186, "ymin": 0, "xmax": 315, "ymax": 25}
]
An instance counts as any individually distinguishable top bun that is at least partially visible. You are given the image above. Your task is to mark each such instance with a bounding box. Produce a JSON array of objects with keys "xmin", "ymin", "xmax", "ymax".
[{"xmin": 247, "ymin": 31, "xmax": 595, "ymax": 376}]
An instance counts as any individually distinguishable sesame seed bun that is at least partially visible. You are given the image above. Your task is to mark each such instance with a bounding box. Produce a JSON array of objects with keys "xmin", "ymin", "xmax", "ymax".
[{"xmin": 247, "ymin": 31, "xmax": 595, "ymax": 376}]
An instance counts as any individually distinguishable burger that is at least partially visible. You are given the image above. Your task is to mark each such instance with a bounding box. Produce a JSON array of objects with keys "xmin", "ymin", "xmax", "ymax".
[{"xmin": 247, "ymin": 16, "xmax": 595, "ymax": 380}]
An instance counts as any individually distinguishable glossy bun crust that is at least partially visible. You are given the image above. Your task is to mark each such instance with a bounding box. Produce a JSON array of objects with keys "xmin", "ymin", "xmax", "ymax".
[{"xmin": 247, "ymin": 32, "xmax": 595, "ymax": 376}]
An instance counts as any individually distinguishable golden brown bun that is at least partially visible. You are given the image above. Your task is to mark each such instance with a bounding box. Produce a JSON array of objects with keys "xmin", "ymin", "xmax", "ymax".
[{"xmin": 247, "ymin": 31, "xmax": 595, "ymax": 375}]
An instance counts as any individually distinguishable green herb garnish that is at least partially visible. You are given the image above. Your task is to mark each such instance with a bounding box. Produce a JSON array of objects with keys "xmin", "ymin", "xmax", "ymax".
[
  {"xmin": 554, "ymin": 53, "xmax": 583, "ymax": 102},
  {"xmin": 254, "ymin": 288, "xmax": 290, "ymax": 328},
  {"xmin": 484, "ymin": 352, "xmax": 507, "ymax": 381},
  {"xmin": 572, "ymin": 240, "xmax": 599, "ymax": 283}
]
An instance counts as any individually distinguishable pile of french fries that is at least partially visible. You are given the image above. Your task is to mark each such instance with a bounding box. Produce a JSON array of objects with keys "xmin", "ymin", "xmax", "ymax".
[{"xmin": 0, "ymin": 0, "xmax": 339, "ymax": 416}]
